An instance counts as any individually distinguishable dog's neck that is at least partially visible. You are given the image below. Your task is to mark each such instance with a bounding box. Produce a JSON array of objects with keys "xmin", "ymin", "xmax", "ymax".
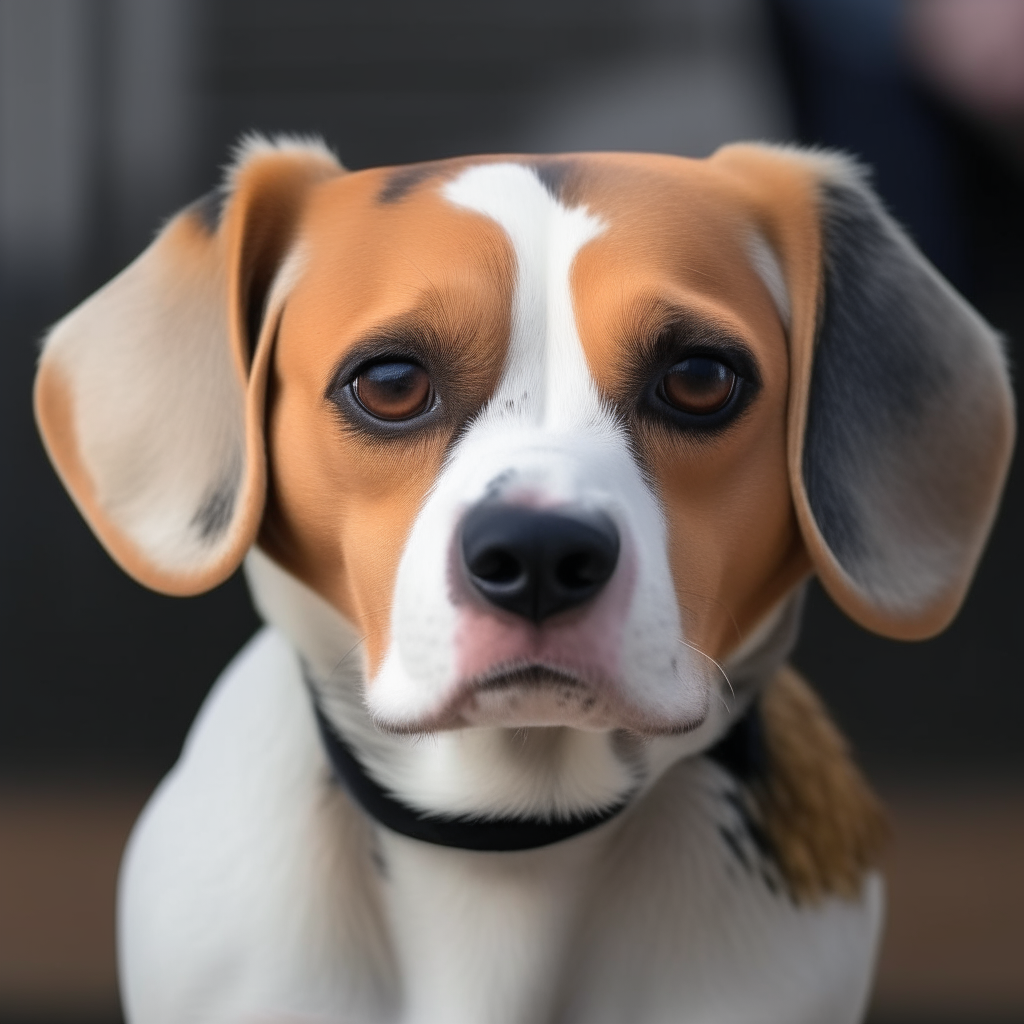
[
  {"xmin": 305, "ymin": 675, "xmax": 634, "ymax": 849},
  {"xmin": 244, "ymin": 547, "xmax": 804, "ymax": 827}
]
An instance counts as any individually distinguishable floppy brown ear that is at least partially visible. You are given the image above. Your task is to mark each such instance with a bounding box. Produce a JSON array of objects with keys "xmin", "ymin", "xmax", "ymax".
[
  {"xmin": 713, "ymin": 144, "xmax": 1015, "ymax": 640},
  {"xmin": 34, "ymin": 136, "xmax": 342, "ymax": 596}
]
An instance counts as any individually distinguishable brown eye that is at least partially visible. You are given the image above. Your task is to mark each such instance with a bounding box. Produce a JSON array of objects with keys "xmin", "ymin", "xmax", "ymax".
[
  {"xmin": 353, "ymin": 361, "xmax": 433, "ymax": 420},
  {"xmin": 661, "ymin": 357, "xmax": 736, "ymax": 416}
]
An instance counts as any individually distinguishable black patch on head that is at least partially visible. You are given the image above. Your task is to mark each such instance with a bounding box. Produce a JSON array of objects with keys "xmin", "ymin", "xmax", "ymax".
[
  {"xmin": 531, "ymin": 159, "xmax": 580, "ymax": 202},
  {"xmin": 380, "ymin": 157, "xmax": 584, "ymax": 206},
  {"xmin": 189, "ymin": 189, "xmax": 223, "ymax": 233},
  {"xmin": 803, "ymin": 179, "xmax": 952, "ymax": 566},
  {"xmin": 378, "ymin": 163, "xmax": 443, "ymax": 204},
  {"xmin": 191, "ymin": 475, "xmax": 237, "ymax": 542}
]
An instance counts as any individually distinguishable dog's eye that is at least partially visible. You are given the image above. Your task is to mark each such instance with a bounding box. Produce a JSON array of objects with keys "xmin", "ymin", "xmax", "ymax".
[
  {"xmin": 353, "ymin": 361, "xmax": 433, "ymax": 420},
  {"xmin": 660, "ymin": 358, "xmax": 736, "ymax": 416}
]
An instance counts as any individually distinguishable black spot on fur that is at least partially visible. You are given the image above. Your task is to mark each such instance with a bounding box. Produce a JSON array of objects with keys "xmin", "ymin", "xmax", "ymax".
[
  {"xmin": 380, "ymin": 157, "xmax": 582, "ymax": 206},
  {"xmin": 717, "ymin": 823, "xmax": 750, "ymax": 870},
  {"xmin": 370, "ymin": 836, "xmax": 389, "ymax": 879},
  {"xmin": 532, "ymin": 159, "xmax": 579, "ymax": 201},
  {"xmin": 191, "ymin": 475, "xmax": 237, "ymax": 542},
  {"xmin": 706, "ymin": 703, "xmax": 781, "ymax": 889},
  {"xmin": 722, "ymin": 787, "xmax": 774, "ymax": 864},
  {"xmin": 189, "ymin": 189, "xmax": 223, "ymax": 233},
  {"xmin": 378, "ymin": 164, "xmax": 442, "ymax": 204}
]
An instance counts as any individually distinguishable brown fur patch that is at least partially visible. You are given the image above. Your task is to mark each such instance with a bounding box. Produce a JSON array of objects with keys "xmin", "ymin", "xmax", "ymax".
[
  {"xmin": 754, "ymin": 666, "xmax": 887, "ymax": 903},
  {"xmin": 258, "ymin": 165, "xmax": 515, "ymax": 675},
  {"xmin": 566, "ymin": 153, "xmax": 811, "ymax": 660}
]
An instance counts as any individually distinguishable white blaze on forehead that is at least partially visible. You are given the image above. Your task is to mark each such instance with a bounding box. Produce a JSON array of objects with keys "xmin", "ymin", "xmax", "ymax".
[{"xmin": 443, "ymin": 163, "xmax": 607, "ymax": 431}]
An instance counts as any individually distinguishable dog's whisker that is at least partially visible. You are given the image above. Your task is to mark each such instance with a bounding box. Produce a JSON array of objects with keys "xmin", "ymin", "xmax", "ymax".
[
  {"xmin": 674, "ymin": 588, "xmax": 742, "ymax": 646},
  {"xmin": 328, "ymin": 637, "xmax": 368, "ymax": 683},
  {"xmin": 714, "ymin": 687, "xmax": 733, "ymax": 716},
  {"xmin": 677, "ymin": 637, "xmax": 735, "ymax": 701}
]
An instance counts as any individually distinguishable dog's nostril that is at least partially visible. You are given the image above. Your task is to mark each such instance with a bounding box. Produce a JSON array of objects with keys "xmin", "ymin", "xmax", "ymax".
[
  {"xmin": 460, "ymin": 503, "xmax": 620, "ymax": 623},
  {"xmin": 556, "ymin": 549, "xmax": 613, "ymax": 590},
  {"xmin": 469, "ymin": 548, "xmax": 524, "ymax": 586}
]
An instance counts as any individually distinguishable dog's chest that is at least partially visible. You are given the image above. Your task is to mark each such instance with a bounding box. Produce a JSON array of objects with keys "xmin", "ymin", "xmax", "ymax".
[
  {"xmin": 371, "ymin": 769, "xmax": 882, "ymax": 1024},
  {"xmin": 375, "ymin": 831, "xmax": 596, "ymax": 1024},
  {"xmin": 119, "ymin": 629, "xmax": 881, "ymax": 1024}
]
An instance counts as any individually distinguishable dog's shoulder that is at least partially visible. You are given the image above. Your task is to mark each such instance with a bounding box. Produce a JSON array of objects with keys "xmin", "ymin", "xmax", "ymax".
[
  {"xmin": 745, "ymin": 666, "xmax": 888, "ymax": 902},
  {"xmin": 119, "ymin": 627, "xmax": 394, "ymax": 1023}
]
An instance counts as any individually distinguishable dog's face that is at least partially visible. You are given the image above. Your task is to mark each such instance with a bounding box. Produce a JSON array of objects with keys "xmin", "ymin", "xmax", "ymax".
[
  {"xmin": 35, "ymin": 140, "xmax": 1013, "ymax": 742},
  {"xmin": 259, "ymin": 156, "xmax": 802, "ymax": 735}
]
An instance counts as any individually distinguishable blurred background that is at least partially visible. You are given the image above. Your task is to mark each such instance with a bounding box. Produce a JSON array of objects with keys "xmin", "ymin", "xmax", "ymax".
[{"xmin": 1, "ymin": 0, "xmax": 1022, "ymax": 1021}]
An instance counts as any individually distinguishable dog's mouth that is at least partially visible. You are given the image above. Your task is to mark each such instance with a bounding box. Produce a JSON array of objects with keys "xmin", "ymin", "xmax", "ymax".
[
  {"xmin": 381, "ymin": 660, "xmax": 709, "ymax": 736},
  {"xmin": 429, "ymin": 661, "xmax": 605, "ymax": 731},
  {"xmin": 476, "ymin": 663, "xmax": 590, "ymax": 695}
]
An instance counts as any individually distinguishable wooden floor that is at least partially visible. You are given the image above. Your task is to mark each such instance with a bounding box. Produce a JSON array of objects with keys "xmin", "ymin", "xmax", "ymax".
[
  {"xmin": 1, "ymin": 784, "xmax": 1022, "ymax": 1022},
  {"xmin": 870, "ymin": 788, "xmax": 1024, "ymax": 1023},
  {"xmin": 0, "ymin": 785, "xmax": 142, "ymax": 1021}
]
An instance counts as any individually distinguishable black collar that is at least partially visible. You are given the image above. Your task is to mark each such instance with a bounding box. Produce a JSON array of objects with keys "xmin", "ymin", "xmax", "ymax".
[
  {"xmin": 307, "ymin": 683, "xmax": 632, "ymax": 852},
  {"xmin": 308, "ymin": 675, "xmax": 760, "ymax": 853}
]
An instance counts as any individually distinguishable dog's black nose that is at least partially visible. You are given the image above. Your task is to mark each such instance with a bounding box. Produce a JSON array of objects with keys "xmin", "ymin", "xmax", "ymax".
[{"xmin": 461, "ymin": 504, "xmax": 620, "ymax": 623}]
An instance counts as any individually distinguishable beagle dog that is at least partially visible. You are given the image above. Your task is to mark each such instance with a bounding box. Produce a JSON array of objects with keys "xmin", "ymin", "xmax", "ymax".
[{"xmin": 35, "ymin": 138, "xmax": 1013, "ymax": 1024}]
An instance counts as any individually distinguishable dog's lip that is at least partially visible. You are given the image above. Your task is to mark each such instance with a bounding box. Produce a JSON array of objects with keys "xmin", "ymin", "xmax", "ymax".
[
  {"xmin": 472, "ymin": 661, "xmax": 593, "ymax": 693},
  {"xmin": 376, "ymin": 660, "xmax": 711, "ymax": 737}
]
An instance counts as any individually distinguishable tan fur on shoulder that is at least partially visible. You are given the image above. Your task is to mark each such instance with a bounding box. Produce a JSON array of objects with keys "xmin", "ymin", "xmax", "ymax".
[{"xmin": 755, "ymin": 666, "xmax": 887, "ymax": 903}]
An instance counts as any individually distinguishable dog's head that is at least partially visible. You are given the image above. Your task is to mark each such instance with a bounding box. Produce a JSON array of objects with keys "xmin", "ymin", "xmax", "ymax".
[{"xmin": 36, "ymin": 138, "xmax": 1013, "ymax": 744}]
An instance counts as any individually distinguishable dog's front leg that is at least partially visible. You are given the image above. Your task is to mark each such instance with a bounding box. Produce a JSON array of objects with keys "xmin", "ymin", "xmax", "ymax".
[{"xmin": 376, "ymin": 828, "xmax": 603, "ymax": 1024}]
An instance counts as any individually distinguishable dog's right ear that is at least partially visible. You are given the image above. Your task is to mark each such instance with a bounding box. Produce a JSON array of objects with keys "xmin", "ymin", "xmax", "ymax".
[
  {"xmin": 713, "ymin": 143, "xmax": 1014, "ymax": 640},
  {"xmin": 34, "ymin": 136, "xmax": 342, "ymax": 595}
]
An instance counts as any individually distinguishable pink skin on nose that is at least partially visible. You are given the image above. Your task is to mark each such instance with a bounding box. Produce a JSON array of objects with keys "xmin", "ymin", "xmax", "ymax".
[{"xmin": 451, "ymin": 538, "xmax": 637, "ymax": 690}]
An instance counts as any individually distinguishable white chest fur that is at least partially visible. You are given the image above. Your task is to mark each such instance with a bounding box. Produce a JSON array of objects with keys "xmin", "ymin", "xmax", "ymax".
[
  {"xmin": 378, "ymin": 831, "xmax": 602, "ymax": 1024},
  {"xmin": 118, "ymin": 628, "xmax": 882, "ymax": 1024}
]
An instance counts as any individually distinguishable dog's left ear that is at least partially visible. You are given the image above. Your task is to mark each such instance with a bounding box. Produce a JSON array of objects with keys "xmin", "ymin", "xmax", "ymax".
[
  {"xmin": 714, "ymin": 145, "xmax": 1014, "ymax": 640},
  {"xmin": 35, "ymin": 136, "xmax": 342, "ymax": 595}
]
